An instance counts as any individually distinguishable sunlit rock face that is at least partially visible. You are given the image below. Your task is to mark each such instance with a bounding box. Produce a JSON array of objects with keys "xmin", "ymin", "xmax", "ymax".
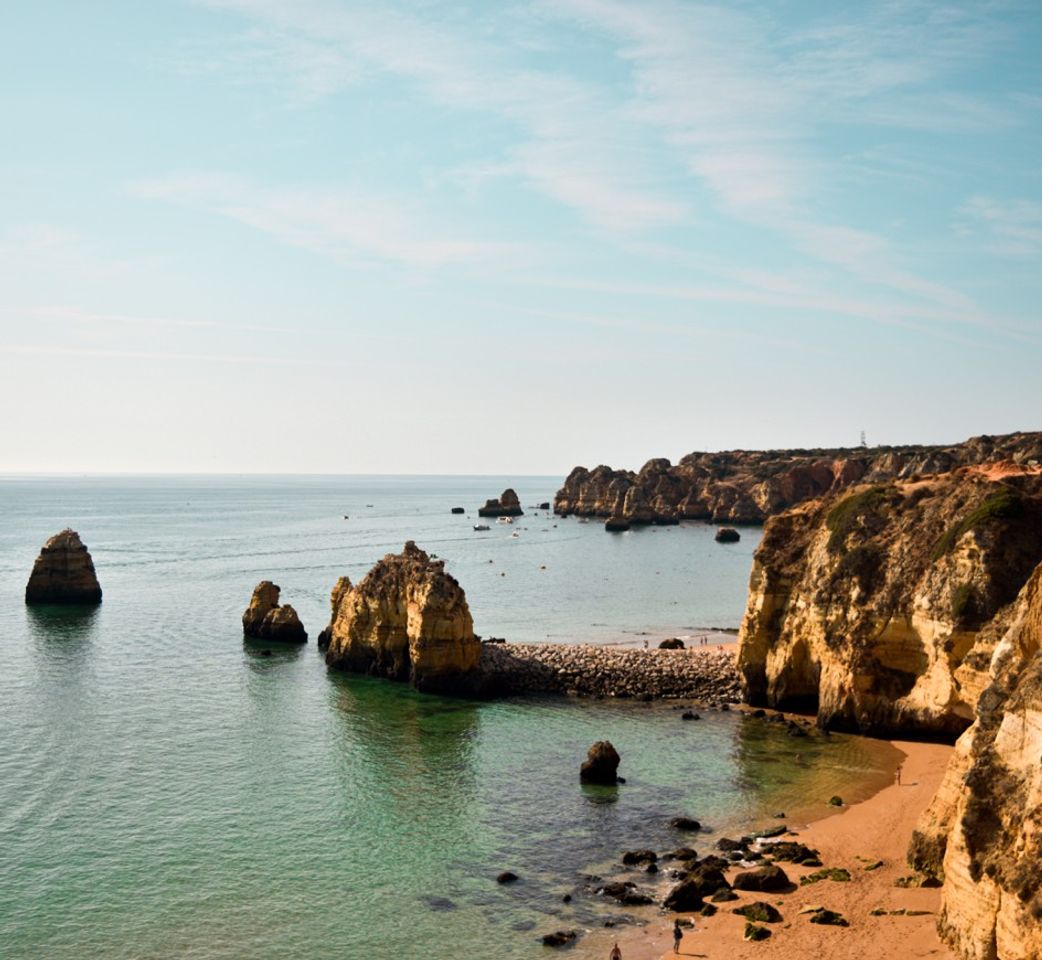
[
  {"xmin": 323, "ymin": 541, "xmax": 484, "ymax": 695},
  {"xmin": 25, "ymin": 529, "xmax": 102, "ymax": 604},
  {"xmin": 477, "ymin": 488, "xmax": 523, "ymax": 517},
  {"xmin": 242, "ymin": 581, "xmax": 307, "ymax": 642},
  {"xmin": 910, "ymin": 563, "xmax": 1042, "ymax": 960},
  {"xmin": 554, "ymin": 432, "xmax": 1042, "ymax": 525},
  {"xmin": 736, "ymin": 467, "xmax": 1042, "ymax": 737}
]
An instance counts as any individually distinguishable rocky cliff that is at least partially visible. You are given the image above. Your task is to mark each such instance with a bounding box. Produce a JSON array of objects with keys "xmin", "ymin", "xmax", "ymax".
[
  {"xmin": 323, "ymin": 541, "xmax": 484, "ymax": 695},
  {"xmin": 555, "ymin": 432, "xmax": 1042, "ymax": 525},
  {"xmin": 242, "ymin": 581, "xmax": 307, "ymax": 642},
  {"xmin": 478, "ymin": 488, "xmax": 523, "ymax": 517},
  {"xmin": 737, "ymin": 465, "xmax": 1042, "ymax": 736},
  {"xmin": 909, "ymin": 563, "xmax": 1042, "ymax": 960},
  {"xmin": 25, "ymin": 529, "xmax": 103, "ymax": 604}
]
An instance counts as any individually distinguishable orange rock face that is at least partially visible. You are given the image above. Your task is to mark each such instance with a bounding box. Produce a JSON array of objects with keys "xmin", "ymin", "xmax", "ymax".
[
  {"xmin": 25, "ymin": 529, "xmax": 102, "ymax": 604},
  {"xmin": 242, "ymin": 581, "xmax": 307, "ymax": 642},
  {"xmin": 322, "ymin": 541, "xmax": 484, "ymax": 695}
]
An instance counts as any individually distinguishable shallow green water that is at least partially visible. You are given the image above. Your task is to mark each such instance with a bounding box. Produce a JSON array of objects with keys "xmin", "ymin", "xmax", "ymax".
[{"xmin": 0, "ymin": 477, "xmax": 899, "ymax": 959}]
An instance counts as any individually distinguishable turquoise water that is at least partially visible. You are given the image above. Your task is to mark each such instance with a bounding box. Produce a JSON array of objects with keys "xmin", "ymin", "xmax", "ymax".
[{"xmin": 0, "ymin": 476, "xmax": 899, "ymax": 959}]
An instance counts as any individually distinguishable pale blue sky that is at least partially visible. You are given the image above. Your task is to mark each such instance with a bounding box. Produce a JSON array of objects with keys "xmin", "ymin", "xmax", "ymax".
[{"xmin": 1, "ymin": 0, "xmax": 1040, "ymax": 473}]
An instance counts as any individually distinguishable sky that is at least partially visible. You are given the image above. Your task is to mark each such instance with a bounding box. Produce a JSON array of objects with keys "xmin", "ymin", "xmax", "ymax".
[{"xmin": 1, "ymin": 0, "xmax": 1040, "ymax": 475}]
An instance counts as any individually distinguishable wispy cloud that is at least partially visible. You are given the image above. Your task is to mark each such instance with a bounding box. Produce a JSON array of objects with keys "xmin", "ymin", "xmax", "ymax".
[
  {"xmin": 131, "ymin": 173, "xmax": 518, "ymax": 267},
  {"xmin": 960, "ymin": 195, "xmax": 1042, "ymax": 258}
]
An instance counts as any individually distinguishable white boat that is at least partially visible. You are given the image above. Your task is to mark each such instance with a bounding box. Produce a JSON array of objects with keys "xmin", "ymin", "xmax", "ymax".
[
  {"xmin": 496, "ymin": 516, "xmax": 514, "ymax": 524},
  {"xmin": 473, "ymin": 524, "xmax": 490, "ymax": 531}
]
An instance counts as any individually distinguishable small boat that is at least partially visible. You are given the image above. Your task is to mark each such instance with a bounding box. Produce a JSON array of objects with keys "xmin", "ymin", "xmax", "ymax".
[
  {"xmin": 496, "ymin": 516, "xmax": 514, "ymax": 525},
  {"xmin": 473, "ymin": 524, "xmax": 490, "ymax": 531}
]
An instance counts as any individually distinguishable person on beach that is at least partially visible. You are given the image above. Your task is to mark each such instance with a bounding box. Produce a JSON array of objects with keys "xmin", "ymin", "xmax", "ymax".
[
  {"xmin": 673, "ymin": 919, "xmax": 683, "ymax": 954},
  {"xmin": 610, "ymin": 942, "xmax": 622, "ymax": 960},
  {"xmin": 896, "ymin": 765, "xmax": 903, "ymax": 786}
]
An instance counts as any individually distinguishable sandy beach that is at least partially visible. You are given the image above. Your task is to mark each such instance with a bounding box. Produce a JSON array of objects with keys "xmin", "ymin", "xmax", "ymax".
[{"xmin": 601, "ymin": 739, "xmax": 954, "ymax": 960}]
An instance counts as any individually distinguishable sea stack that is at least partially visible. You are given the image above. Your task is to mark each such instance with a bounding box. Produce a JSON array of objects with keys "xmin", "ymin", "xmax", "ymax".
[
  {"xmin": 580, "ymin": 740, "xmax": 621, "ymax": 784},
  {"xmin": 242, "ymin": 581, "xmax": 307, "ymax": 642},
  {"xmin": 322, "ymin": 541, "xmax": 484, "ymax": 695},
  {"xmin": 478, "ymin": 488, "xmax": 523, "ymax": 518},
  {"xmin": 25, "ymin": 529, "xmax": 102, "ymax": 604},
  {"xmin": 715, "ymin": 526, "xmax": 741, "ymax": 543}
]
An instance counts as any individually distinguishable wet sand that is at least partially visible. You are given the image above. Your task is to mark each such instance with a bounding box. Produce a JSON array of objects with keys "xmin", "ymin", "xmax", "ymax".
[{"xmin": 602, "ymin": 740, "xmax": 955, "ymax": 960}]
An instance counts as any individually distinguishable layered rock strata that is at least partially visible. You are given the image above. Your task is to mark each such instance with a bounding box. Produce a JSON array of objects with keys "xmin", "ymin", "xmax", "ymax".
[
  {"xmin": 555, "ymin": 432, "xmax": 1042, "ymax": 525},
  {"xmin": 25, "ymin": 529, "xmax": 102, "ymax": 604},
  {"xmin": 242, "ymin": 581, "xmax": 307, "ymax": 642},
  {"xmin": 323, "ymin": 542, "xmax": 484, "ymax": 695},
  {"xmin": 478, "ymin": 488, "xmax": 523, "ymax": 517},
  {"xmin": 909, "ymin": 563, "xmax": 1042, "ymax": 960},
  {"xmin": 737, "ymin": 467, "xmax": 1042, "ymax": 736}
]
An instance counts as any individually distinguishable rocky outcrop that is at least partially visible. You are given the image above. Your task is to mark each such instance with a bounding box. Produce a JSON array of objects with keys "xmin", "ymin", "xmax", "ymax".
[
  {"xmin": 323, "ymin": 542, "xmax": 484, "ymax": 695},
  {"xmin": 555, "ymin": 432, "xmax": 1042, "ymax": 525},
  {"xmin": 715, "ymin": 527, "xmax": 741, "ymax": 543},
  {"xmin": 580, "ymin": 740, "xmax": 620, "ymax": 784},
  {"xmin": 317, "ymin": 576, "xmax": 352, "ymax": 650},
  {"xmin": 908, "ymin": 563, "xmax": 1042, "ymax": 960},
  {"xmin": 477, "ymin": 488, "xmax": 523, "ymax": 517},
  {"xmin": 242, "ymin": 581, "xmax": 307, "ymax": 642},
  {"xmin": 25, "ymin": 529, "xmax": 102, "ymax": 604},
  {"xmin": 737, "ymin": 467, "xmax": 1042, "ymax": 736}
]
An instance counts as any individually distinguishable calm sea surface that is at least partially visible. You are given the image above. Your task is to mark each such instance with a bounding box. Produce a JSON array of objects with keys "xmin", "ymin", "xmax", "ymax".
[{"xmin": 0, "ymin": 476, "xmax": 899, "ymax": 959}]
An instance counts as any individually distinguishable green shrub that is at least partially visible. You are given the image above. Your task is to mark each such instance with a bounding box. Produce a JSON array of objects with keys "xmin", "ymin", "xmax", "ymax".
[
  {"xmin": 826, "ymin": 487, "xmax": 890, "ymax": 554},
  {"xmin": 932, "ymin": 488, "xmax": 1023, "ymax": 561}
]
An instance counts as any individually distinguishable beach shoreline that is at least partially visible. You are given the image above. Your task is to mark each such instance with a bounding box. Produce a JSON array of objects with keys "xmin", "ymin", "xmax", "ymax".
[{"xmin": 588, "ymin": 739, "xmax": 954, "ymax": 960}]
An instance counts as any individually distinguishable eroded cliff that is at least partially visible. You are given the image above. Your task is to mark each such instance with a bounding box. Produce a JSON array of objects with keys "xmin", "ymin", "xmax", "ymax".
[
  {"xmin": 322, "ymin": 541, "xmax": 484, "ymax": 695},
  {"xmin": 737, "ymin": 465, "xmax": 1042, "ymax": 736},
  {"xmin": 910, "ymin": 563, "xmax": 1042, "ymax": 960},
  {"xmin": 555, "ymin": 432, "xmax": 1042, "ymax": 525}
]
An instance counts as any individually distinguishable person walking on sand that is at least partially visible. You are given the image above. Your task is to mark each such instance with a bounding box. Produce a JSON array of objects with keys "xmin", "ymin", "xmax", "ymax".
[
  {"xmin": 610, "ymin": 942, "xmax": 622, "ymax": 960},
  {"xmin": 896, "ymin": 765, "xmax": 903, "ymax": 786},
  {"xmin": 673, "ymin": 919, "xmax": 683, "ymax": 954}
]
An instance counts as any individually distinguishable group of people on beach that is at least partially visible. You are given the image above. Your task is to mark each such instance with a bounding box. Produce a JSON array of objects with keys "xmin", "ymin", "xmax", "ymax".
[{"xmin": 609, "ymin": 919, "xmax": 687, "ymax": 959}]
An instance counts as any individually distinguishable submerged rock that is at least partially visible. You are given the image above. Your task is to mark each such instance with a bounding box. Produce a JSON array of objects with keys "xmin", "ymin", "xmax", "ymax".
[
  {"xmin": 242, "ymin": 581, "xmax": 307, "ymax": 642},
  {"xmin": 25, "ymin": 529, "xmax": 102, "ymax": 605},
  {"xmin": 580, "ymin": 740, "xmax": 620, "ymax": 784},
  {"xmin": 322, "ymin": 542, "xmax": 484, "ymax": 695}
]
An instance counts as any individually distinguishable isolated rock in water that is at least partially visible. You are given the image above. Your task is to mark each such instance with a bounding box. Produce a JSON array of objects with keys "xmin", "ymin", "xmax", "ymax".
[
  {"xmin": 580, "ymin": 740, "xmax": 620, "ymax": 784},
  {"xmin": 242, "ymin": 581, "xmax": 307, "ymax": 642},
  {"xmin": 478, "ymin": 488, "xmax": 524, "ymax": 517},
  {"xmin": 323, "ymin": 541, "xmax": 484, "ymax": 695},
  {"xmin": 317, "ymin": 576, "xmax": 352, "ymax": 650},
  {"xmin": 604, "ymin": 516, "xmax": 631, "ymax": 532},
  {"xmin": 451, "ymin": 506, "xmax": 465, "ymax": 514},
  {"xmin": 715, "ymin": 526, "xmax": 741, "ymax": 543},
  {"xmin": 25, "ymin": 529, "xmax": 102, "ymax": 604}
]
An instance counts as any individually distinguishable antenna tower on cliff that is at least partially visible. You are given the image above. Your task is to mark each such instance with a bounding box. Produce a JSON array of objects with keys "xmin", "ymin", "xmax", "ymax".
[{"xmin": 860, "ymin": 430, "xmax": 867, "ymax": 448}]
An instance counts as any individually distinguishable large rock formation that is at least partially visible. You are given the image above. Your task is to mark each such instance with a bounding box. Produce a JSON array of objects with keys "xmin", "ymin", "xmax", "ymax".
[
  {"xmin": 737, "ymin": 465, "xmax": 1042, "ymax": 736},
  {"xmin": 323, "ymin": 541, "xmax": 484, "ymax": 695},
  {"xmin": 25, "ymin": 529, "xmax": 102, "ymax": 604},
  {"xmin": 555, "ymin": 432, "xmax": 1042, "ymax": 525},
  {"xmin": 909, "ymin": 563, "xmax": 1042, "ymax": 960},
  {"xmin": 242, "ymin": 581, "xmax": 307, "ymax": 642},
  {"xmin": 477, "ymin": 488, "xmax": 523, "ymax": 517}
]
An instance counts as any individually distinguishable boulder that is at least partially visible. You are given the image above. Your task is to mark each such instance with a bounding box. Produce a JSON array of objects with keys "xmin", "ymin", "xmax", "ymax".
[
  {"xmin": 580, "ymin": 740, "xmax": 620, "ymax": 784},
  {"xmin": 478, "ymin": 488, "xmax": 523, "ymax": 518},
  {"xmin": 621, "ymin": 849, "xmax": 658, "ymax": 866},
  {"xmin": 25, "ymin": 529, "xmax": 102, "ymax": 604},
  {"xmin": 670, "ymin": 816, "xmax": 701, "ymax": 831},
  {"xmin": 451, "ymin": 506, "xmax": 465, "ymax": 514},
  {"xmin": 604, "ymin": 516, "xmax": 631, "ymax": 532},
  {"xmin": 496, "ymin": 871, "xmax": 519, "ymax": 884},
  {"xmin": 322, "ymin": 542, "xmax": 484, "ymax": 695},
  {"xmin": 732, "ymin": 864, "xmax": 790, "ymax": 892},
  {"xmin": 734, "ymin": 902, "xmax": 783, "ymax": 923},
  {"xmin": 541, "ymin": 930, "xmax": 577, "ymax": 947},
  {"xmin": 663, "ymin": 879, "xmax": 704, "ymax": 912},
  {"xmin": 659, "ymin": 637, "xmax": 686, "ymax": 650},
  {"xmin": 242, "ymin": 581, "xmax": 307, "ymax": 642},
  {"xmin": 715, "ymin": 526, "xmax": 741, "ymax": 543},
  {"xmin": 596, "ymin": 881, "xmax": 654, "ymax": 906}
]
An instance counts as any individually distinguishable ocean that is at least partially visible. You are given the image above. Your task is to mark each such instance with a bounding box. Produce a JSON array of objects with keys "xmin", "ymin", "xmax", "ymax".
[{"xmin": 0, "ymin": 476, "xmax": 899, "ymax": 959}]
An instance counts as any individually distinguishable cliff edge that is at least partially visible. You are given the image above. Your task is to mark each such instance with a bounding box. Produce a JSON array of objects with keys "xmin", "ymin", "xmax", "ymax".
[{"xmin": 737, "ymin": 466, "xmax": 1042, "ymax": 736}]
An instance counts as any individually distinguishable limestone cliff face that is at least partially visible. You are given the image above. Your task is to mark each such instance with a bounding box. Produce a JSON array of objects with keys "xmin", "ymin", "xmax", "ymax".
[
  {"xmin": 323, "ymin": 541, "xmax": 483, "ymax": 695},
  {"xmin": 25, "ymin": 529, "xmax": 102, "ymax": 604},
  {"xmin": 555, "ymin": 431, "xmax": 1042, "ymax": 525},
  {"xmin": 242, "ymin": 581, "xmax": 307, "ymax": 642},
  {"xmin": 737, "ymin": 467, "xmax": 1042, "ymax": 736},
  {"xmin": 910, "ymin": 564, "xmax": 1042, "ymax": 960}
]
